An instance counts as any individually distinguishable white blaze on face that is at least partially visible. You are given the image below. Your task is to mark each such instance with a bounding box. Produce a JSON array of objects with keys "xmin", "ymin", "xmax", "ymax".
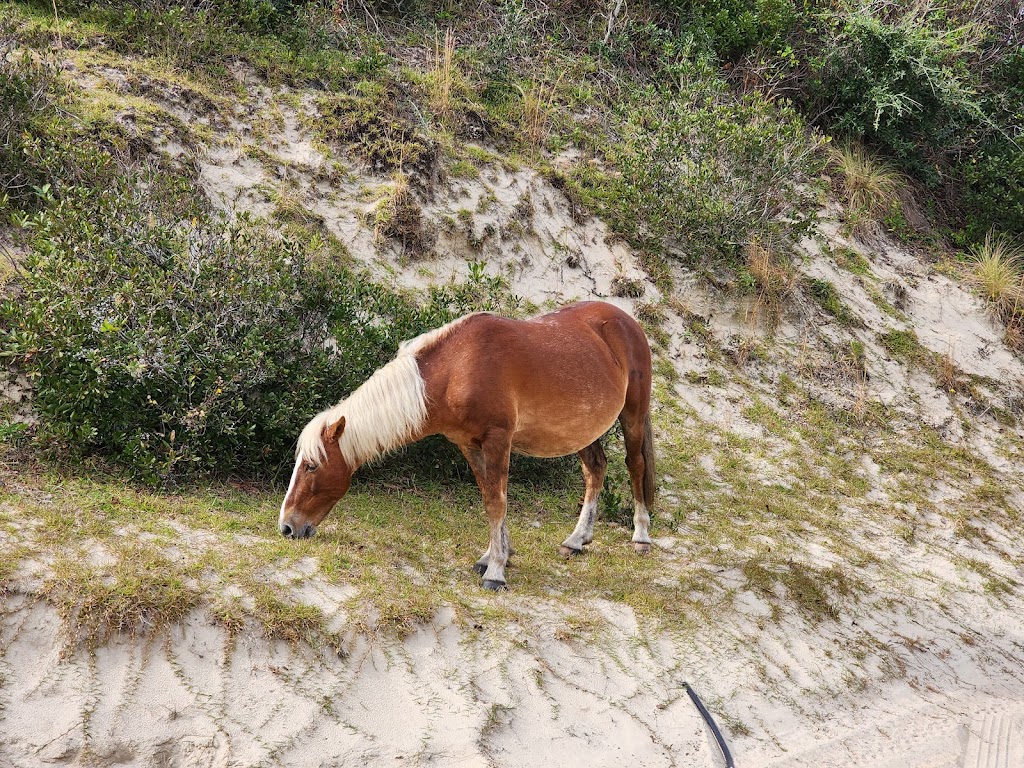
[{"xmin": 279, "ymin": 455, "xmax": 303, "ymax": 527}]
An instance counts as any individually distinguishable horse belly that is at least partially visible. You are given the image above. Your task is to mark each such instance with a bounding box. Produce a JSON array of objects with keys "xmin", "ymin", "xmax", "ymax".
[{"xmin": 511, "ymin": 405, "xmax": 621, "ymax": 458}]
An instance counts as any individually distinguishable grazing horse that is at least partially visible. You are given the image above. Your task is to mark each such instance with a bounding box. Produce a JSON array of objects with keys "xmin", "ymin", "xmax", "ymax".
[{"xmin": 278, "ymin": 301, "xmax": 655, "ymax": 591}]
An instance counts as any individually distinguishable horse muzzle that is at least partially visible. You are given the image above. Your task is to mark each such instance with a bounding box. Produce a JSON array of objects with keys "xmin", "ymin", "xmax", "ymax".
[{"xmin": 280, "ymin": 521, "xmax": 317, "ymax": 539}]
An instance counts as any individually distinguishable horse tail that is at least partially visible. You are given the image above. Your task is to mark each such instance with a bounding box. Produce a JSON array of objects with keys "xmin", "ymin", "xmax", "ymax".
[{"xmin": 642, "ymin": 409, "xmax": 656, "ymax": 507}]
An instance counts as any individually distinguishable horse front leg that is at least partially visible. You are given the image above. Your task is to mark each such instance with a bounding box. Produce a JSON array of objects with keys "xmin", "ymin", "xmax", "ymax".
[
  {"xmin": 460, "ymin": 436, "xmax": 513, "ymax": 590},
  {"xmin": 471, "ymin": 518, "xmax": 510, "ymax": 575}
]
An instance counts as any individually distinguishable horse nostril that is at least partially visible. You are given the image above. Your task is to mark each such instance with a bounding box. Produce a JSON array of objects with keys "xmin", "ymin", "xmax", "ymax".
[
  {"xmin": 299, "ymin": 524, "xmax": 315, "ymax": 539},
  {"xmin": 280, "ymin": 522, "xmax": 293, "ymax": 538}
]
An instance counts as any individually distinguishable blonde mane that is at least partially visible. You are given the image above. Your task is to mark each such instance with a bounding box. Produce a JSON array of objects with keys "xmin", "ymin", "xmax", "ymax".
[{"xmin": 296, "ymin": 313, "xmax": 482, "ymax": 467}]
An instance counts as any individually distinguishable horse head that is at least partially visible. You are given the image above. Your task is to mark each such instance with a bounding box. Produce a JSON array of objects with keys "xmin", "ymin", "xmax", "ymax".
[{"xmin": 278, "ymin": 416, "xmax": 353, "ymax": 539}]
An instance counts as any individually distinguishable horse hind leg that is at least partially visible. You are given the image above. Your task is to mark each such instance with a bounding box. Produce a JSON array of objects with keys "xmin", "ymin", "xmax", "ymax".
[
  {"xmin": 621, "ymin": 410, "xmax": 655, "ymax": 554},
  {"xmin": 560, "ymin": 440, "xmax": 607, "ymax": 556}
]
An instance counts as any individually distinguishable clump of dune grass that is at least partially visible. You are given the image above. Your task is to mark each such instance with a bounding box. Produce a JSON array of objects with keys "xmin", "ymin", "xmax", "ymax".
[
  {"xmin": 515, "ymin": 73, "xmax": 564, "ymax": 147},
  {"xmin": 829, "ymin": 143, "xmax": 905, "ymax": 235},
  {"xmin": 969, "ymin": 231, "xmax": 1024, "ymax": 322},
  {"xmin": 744, "ymin": 238, "xmax": 797, "ymax": 328}
]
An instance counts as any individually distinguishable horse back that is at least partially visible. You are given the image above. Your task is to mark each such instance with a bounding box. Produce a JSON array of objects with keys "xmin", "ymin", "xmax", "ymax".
[{"xmin": 417, "ymin": 302, "xmax": 651, "ymax": 456}]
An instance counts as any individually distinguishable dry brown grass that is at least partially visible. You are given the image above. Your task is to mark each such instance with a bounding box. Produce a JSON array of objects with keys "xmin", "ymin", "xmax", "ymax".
[
  {"xmin": 430, "ymin": 28, "xmax": 456, "ymax": 124},
  {"xmin": 936, "ymin": 348, "xmax": 959, "ymax": 393},
  {"xmin": 745, "ymin": 238, "xmax": 797, "ymax": 328},
  {"xmin": 516, "ymin": 74, "xmax": 563, "ymax": 147}
]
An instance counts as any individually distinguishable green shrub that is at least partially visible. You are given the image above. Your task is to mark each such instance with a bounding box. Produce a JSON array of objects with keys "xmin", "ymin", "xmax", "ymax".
[
  {"xmin": 960, "ymin": 49, "xmax": 1024, "ymax": 240},
  {"xmin": 653, "ymin": 0, "xmax": 798, "ymax": 59},
  {"xmin": 3, "ymin": 167, "xmax": 460, "ymax": 481},
  {"xmin": 574, "ymin": 63, "xmax": 821, "ymax": 265},
  {"xmin": 0, "ymin": 47, "xmax": 63, "ymax": 211},
  {"xmin": 878, "ymin": 329, "xmax": 925, "ymax": 364},
  {"xmin": 0, "ymin": 34, "xmax": 127, "ymax": 218},
  {"xmin": 806, "ymin": 5, "xmax": 984, "ymax": 180},
  {"xmin": 806, "ymin": 277, "xmax": 859, "ymax": 327}
]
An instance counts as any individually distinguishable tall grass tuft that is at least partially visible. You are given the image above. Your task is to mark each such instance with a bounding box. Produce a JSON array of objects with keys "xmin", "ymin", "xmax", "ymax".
[
  {"xmin": 516, "ymin": 73, "xmax": 563, "ymax": 147},
  {"xmin": 969, "ymin": 231, "xmax": 1024, "ymax": 323},
  {"xmin": 744, "ymin": 238, "xmax": 797, "ymax": 328},
  {"xmin": 430, "ymin": 28, "xmax": 456, "ymax": 125},
  {"xmin": 829, "ymin": 142, "xmax": 904, "ymax": 218}
]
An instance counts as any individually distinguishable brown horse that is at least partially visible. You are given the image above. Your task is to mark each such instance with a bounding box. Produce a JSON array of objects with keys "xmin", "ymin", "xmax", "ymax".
[{"xmin": 278, "ymin": 301, "xmax": 655, "ymax": 590}]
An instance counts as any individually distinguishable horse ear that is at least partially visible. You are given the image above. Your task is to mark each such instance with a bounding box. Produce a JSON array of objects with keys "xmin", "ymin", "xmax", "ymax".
[{"xmin": 325, "ymin": 415, "xmax": 346, "ymax": 443}]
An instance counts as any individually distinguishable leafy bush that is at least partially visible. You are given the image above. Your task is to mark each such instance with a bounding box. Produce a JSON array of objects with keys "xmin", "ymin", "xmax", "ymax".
[
  {"xmin": 0, "ymin": 36, "xmax": 123, "ymax": 217},
  {"xmin": 0, "ymin": 45, "xmax": 63, "ymax": 211},
  {"xmin": 960, "ymin": 49, "xmax": 1024, "ymax": 240},
  {"xmin": 654, "ymin": 0, "xmax": 798, "ymax": 59},
  {"xmin": 5, "ymin": 167, "xmax": 462, "ymax": 482},
  {"xmin": 3, "ymin": 182, "xmax": 340, "ymax": 481},
  {"xmin": 806, "ymin": 5, "xmax": 984, "ymax": 179},
  {"xmin": 799, "ymin": 3, "xmax": 1023, "ymax": 239},
  {"xmin": 574, "ymin": 63, "xmax": 821, "ymax": 265}
]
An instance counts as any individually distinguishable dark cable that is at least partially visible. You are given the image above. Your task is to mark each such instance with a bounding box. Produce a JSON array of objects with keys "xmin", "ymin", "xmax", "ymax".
[{"xmin": 683, "ymin": 682, "xmax": 735, "ymax": 768}]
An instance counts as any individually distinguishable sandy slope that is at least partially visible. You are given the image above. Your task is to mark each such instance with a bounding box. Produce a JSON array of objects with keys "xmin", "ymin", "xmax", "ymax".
[
  {"xmin": 3, "ymin": 574, "xmax": 1024, "ymax": 767},
  {"xmin": 1, "ymin": 596, "xmax": 712, "ymax": 767},
  {"xmin": 3, "ymin": 56, "xmax": 1024, "ymax": 768}
]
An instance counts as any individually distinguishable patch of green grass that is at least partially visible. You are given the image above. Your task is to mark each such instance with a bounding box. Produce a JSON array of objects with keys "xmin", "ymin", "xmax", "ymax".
[
  {"xmin": 865, "ymin": 283, "xmax": 906, "ymax": 320},
  {"xmin": 834, "ymin": 246, "xmax": 874, "ymax": 277},
  {"xmin": 878, "ymin": 329, "xmax": 926, "ymax": 364},
  {"xmin": 251, "ymin": 586, "xmax": 339, "ymax": 648},
  {"xmin": 43, "ymin": 547, "xmax": 200, "ymax": 647},
  {"xmin": 806, "ymin": 277, "xmax": 862, "ymax": 327},
  {"xmin": 743, "ymin": 398, "xmax": 789, "ymax": 438},
  {"xmin": 743, "ymin": 559, "xmax": 860, "ymax": 624},
  {"xmin": 449, "ymin": 159, "xmax": 479, "ymax": 179}
]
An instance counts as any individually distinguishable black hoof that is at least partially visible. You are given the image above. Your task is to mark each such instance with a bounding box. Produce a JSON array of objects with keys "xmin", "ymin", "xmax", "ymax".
[
  {"xmin": 482, "ymin": 579, "xmax": 507, "ymax": 592},
  {"xmin": 473, "ymin": 562, "xmax": 487, "ymax": 575}
]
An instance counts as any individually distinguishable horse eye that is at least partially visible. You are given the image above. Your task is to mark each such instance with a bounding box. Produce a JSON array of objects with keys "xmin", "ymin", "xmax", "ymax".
[{"xmin": 305, "ymin": 463, "xmax": 317, "ymax": 473}]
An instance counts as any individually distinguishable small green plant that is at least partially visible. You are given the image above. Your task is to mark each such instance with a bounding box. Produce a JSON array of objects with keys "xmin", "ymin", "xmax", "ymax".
[
  {"xmin": 315, "ymin": 85, "xmax": 434, "ymax": 176},
  {"xmin": 592, "ymin": 423, "xmax": 633, "ymax": 526},
  {"xmin": 448, "ymin": 159, "xmax": 479, "ymax": 179},
  {"xmin": 806, "ymin": 277, "xmax": 861, "ymax": 327},
  {"xmin": 374, "ymin": 173, "xmax": 435, "ymax": 257},
  {"xmin": 879, "ymin": 329, "xmax": 925, "ymax": 364},
  {"xmin": 611, "ymin": 274, "xmax": 645, "ymax": 298}
]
